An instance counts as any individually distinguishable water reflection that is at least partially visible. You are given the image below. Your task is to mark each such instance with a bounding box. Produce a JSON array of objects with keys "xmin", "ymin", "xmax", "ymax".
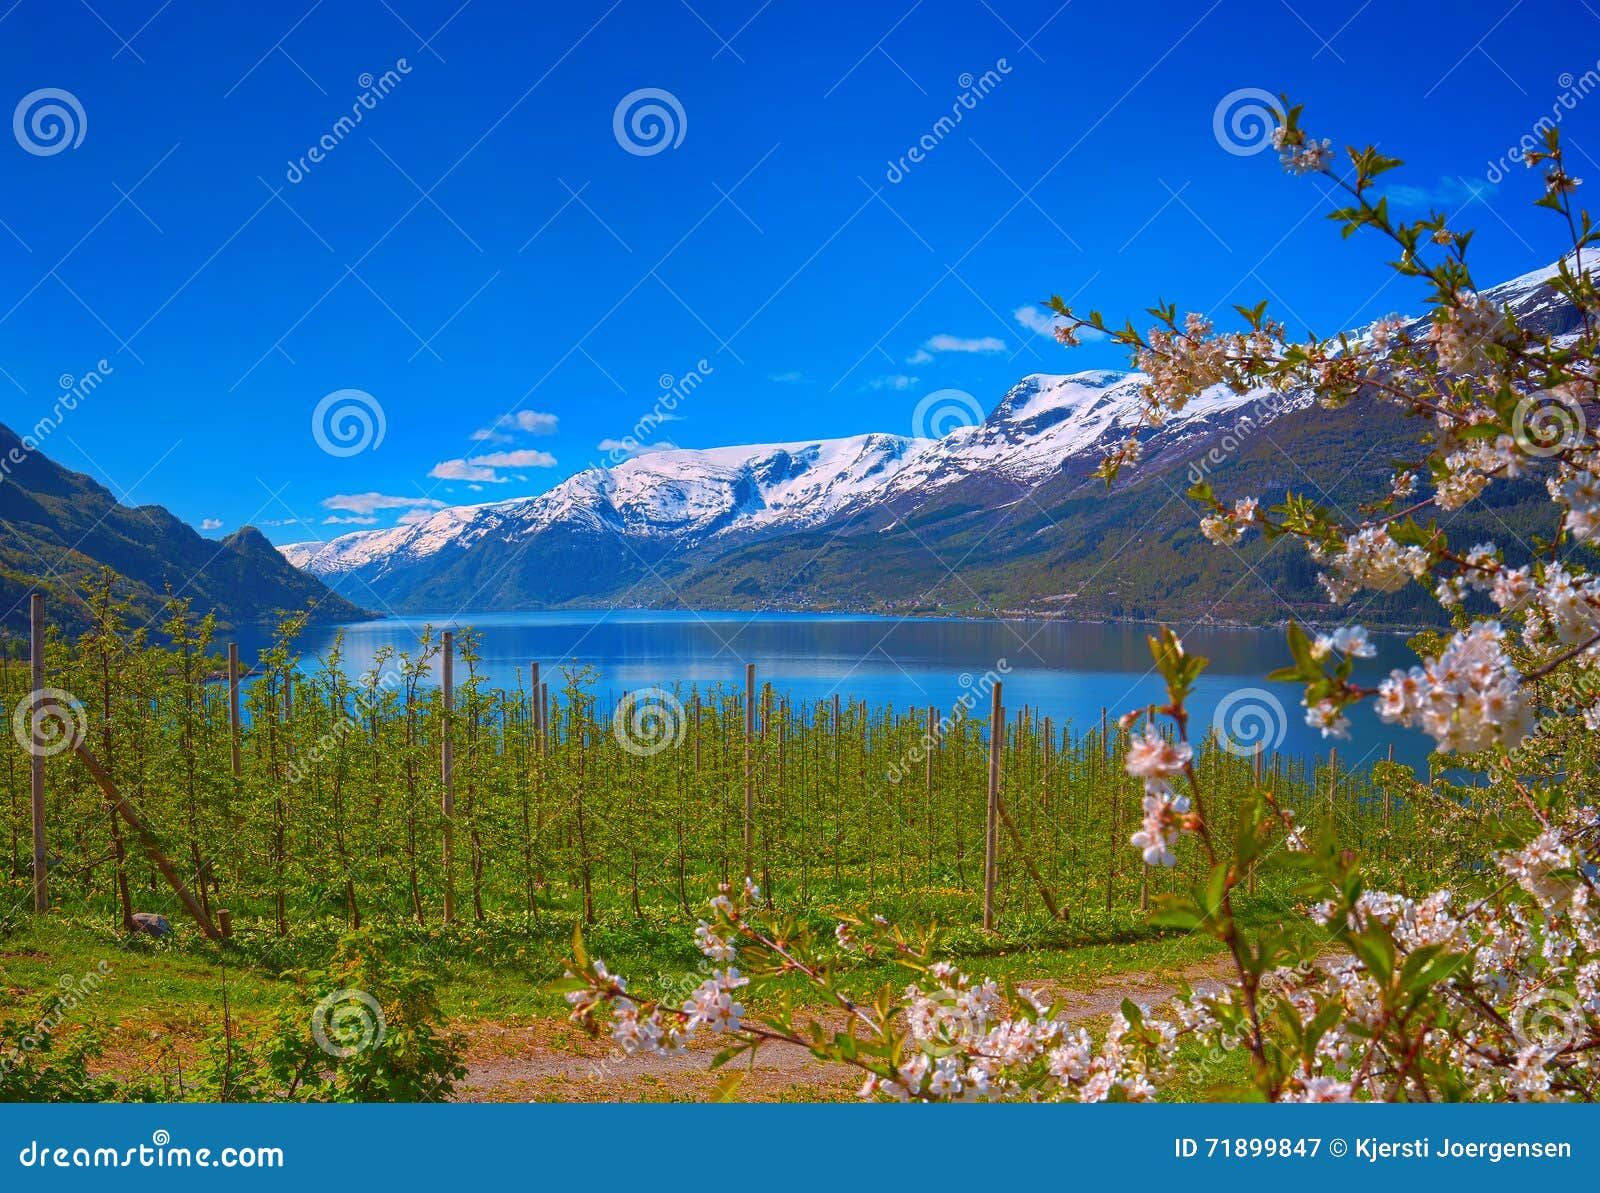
[{"xmin": 235, "ymin": 610, "xmax": 1429, "ymax": 769}]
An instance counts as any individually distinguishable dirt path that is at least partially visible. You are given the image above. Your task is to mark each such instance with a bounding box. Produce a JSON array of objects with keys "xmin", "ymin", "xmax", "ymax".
[{"xmin": 453, "ymin": 957, "xmax": 1231, "ymax": 1102}]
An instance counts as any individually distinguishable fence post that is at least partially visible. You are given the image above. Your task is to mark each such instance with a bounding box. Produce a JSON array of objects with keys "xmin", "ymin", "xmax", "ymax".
[
  {"xmin": 227, "ymin": 642, "xmax": 242, "ymax": 777},
  {"xmin": 530, "ymin": 662, "xmax": 541, "ymax": 751},
  {"xmin": 744, "ymin": 663, "xmax": 755, "ymax": 880},
  {"xmin": 1385, "ymin": 743, "xmax": 1394, "ymax": 827},
  {"xmin": 442, "ymin": 630, "xmax": 455, "ymax": 925},
  {"xmin": 72, "ymin": 743, "xmax": 222, "ymax": 940},
  {"xmin": 29, "ymin": 593, "xmax": 47, "ymax": 913},
  {"xmin": 983, "ymin": 680, "xmax": 1002, "ymax": 931}
]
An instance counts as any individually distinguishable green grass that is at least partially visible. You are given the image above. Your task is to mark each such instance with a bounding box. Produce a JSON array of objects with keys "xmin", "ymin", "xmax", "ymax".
[{"xmin": 1, "ymin": 883, "xmax": 1261, "ymax": 1079}]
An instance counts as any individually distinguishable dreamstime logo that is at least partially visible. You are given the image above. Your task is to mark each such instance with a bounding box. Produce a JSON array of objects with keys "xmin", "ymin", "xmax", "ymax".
[
  {"xmin": 613, "ymin": 687, "xmax": 686, "ymax": 756},
  {"xmin": 1210, "ymin": 687, "xmax": 1287, "ymax": 758},
  {"xmin": 585, "ymin": 963, "xmax": 714, "ymax": 1083},
  {"xmin": 1, "ymin": 360, "xmax": 113, "ymax": 486},
  {"xmin": 600, "ymin": 359, "xmax": 712, "ymax": 466},
  {"xmin": 885, "ymin": 59, "xmax": 1012, "ymax": 183},
  {"xmin": 1486, "ymin": 61, "xmax": 1600, "ymax": 183},
  {"xmin": 13, "ymin": 88, "xmax": 86, "ymax": 156},
  {"xmin": 1512, "ymin": 390, "xmax": 1586, "ymax": 458},
  {"xmin": 613, "ymin": 88, "xmax": 686, "ymax": 156},
  {"xmin": 1185, "ymin": 389, "xmax": 1301, "ymax": 484},
  {"xmin": 911, "ymin": 389, "xmax": 984, "ymax": 439},
  {"xmin": 310, "ymin": 989, "xmax": 386, "ymax": 1058},
  {"xmin": 0, "ymin": 960, "xmax": 113, "ymax": 1079},
  {"xmin": 1510, "ymin": 988, "xmax": 1585, "ymax": 1052},
  {"xmin": 885, "ymin": 661, "xmax": 1011, "ymax": 784},
  {"xmin": 312, "ymin": 389, "xmax": 386, "ymax": 457},
  {"xmin": 286, "ymin": 59, "xmax": 412, "ymax": 183},
  {"xmin": 1212, "ymin": 88, "xmax": 1281, "ymax": 157},
  {"xmin": 286, "ymin": 665, "xmax": 404, "ymax": 785},
  {"xmin": 11, "ymin": 687, "xmax": 86, "ymax": 758}
]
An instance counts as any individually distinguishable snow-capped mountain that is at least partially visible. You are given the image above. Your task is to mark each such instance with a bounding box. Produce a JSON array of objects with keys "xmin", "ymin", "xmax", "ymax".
[
  {"xmin": 281, "ymin": 255, "xmax": 1580, "ymax": 620},
  {"xmin": 282, "ymin": 368, "xmax": 1279, "ymax": 600},
  {"xmin": 881, "ymin": 370, "xmax": 1292, "ymax": 498},
  {"xmin": 283, "ymin": 432, "xmax": 934, "ymax": 579}
]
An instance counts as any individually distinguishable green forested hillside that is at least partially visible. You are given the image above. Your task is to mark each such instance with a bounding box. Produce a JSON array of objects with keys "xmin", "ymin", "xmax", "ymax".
[
  {"xmin": 0, "ymin": 423, "xmax": 369, "ymax": 636},
  {"xmin": 632, "ymin": 399, "xmax": 1554, "ymax": 628}
]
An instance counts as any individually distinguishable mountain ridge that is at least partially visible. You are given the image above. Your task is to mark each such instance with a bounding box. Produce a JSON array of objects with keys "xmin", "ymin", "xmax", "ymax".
[
  {"xmin": 279, "ymin": 256, "xmax": 1574, "ymax": 626},
  {"xmin": 0, "ymin": 424, "xmax": 370, "ymax": 637}
]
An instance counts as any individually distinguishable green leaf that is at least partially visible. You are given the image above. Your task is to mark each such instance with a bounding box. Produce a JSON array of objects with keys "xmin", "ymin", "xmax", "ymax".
[
  {"xmin": 1120, "ymin": 998, "xmax": 1145, "ymax": 1030},
  {"xmin": 1346, "ymin": 928, "xmax": 1396, "ymax": 985}
]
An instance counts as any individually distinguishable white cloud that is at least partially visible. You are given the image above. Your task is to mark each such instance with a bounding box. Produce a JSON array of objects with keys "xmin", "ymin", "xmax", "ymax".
[
  {"xmin": 200, "ymin": 517, "xmax": 222, "ymax": 532},
  {"xmin": 323, "ymin": 492, "xmax": 447, "ymax": 516},
  {"xmin": 396, "ymin": 508, "xmax": 437, "ymax": 525},
  {"xmin": 598, "ymin": 438, "xmax": 676, "ymax": 459},
  {"xmin": 430, "ymin": 459, "xmax": 500, "ymax": 483},
  {"xmin": 1013, "ymin": 305, "xmax": 1064, "ymax": 337},
  {"xmin": 472, "ymin": 409, "xmax": 559, "ymax": 441},
  {"xmin": 468, "ymin": 449, "xmax": 557, "ymax": 468},
  {"xmin": 430, "ymin": 448, "xmax": 557, "ymax": 484},
  {"xmin": 768, "ymin": 371, "xmax": 806, "ymax": 383},
  {"xmin": 324, "ymin": 515, "xmax": 378, "ymax": 525},
  {"xmin": 924, "ymin": 333, "xmax": 1005, "ymax": 354},
  {"xmin": 869, "ymin": 374, "xmax": 920, "ymax": 391},
  {"xmin": 1013, "ymin": 304, "xmax": 1107, "ymax": 343},
  {"xmin": 1385, "ymin": 176, "xmax": 1493, "ymax": 209},
  {"xmin": 906, "ymin": 349, "xmax": 933, "ymax": 365}
]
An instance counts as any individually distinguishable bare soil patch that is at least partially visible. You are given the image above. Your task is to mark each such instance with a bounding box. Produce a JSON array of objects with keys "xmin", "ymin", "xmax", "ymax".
[{"xmin": 453, "ymin": 957, "xmax": 1231, "ymax": 1102}]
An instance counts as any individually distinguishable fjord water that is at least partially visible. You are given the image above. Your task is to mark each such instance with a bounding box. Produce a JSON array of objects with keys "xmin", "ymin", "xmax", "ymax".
[{"xmin": 266, "ymin": 610, "xmax": 1429, "ymax": 770}]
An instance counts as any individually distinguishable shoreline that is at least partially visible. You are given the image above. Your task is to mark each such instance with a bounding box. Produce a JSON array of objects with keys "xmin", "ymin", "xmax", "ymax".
[{"xmin": 321, "ymin": 603, "xmax": 1438, "ymax": 637}]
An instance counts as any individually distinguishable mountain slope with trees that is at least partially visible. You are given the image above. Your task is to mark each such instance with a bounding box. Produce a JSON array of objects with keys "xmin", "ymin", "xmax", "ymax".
[{"xmin": 0, "ymin": 423, "xmax": 369, "ymax": 637}]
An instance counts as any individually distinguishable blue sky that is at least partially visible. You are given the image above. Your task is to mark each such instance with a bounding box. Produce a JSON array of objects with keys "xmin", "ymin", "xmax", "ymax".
[{"xmin": 0, "ymin": 0, "xmax": 1591, "ymax": 544}]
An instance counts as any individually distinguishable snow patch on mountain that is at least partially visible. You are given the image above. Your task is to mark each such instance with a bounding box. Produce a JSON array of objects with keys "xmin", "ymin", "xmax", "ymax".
[
  {"xmin": 283, "ymin": 433, "xmax": 932, "ymax": 578},
  {"xmin": 282, "ymin": 369, "xmax": 1310, "ymax": 580}
]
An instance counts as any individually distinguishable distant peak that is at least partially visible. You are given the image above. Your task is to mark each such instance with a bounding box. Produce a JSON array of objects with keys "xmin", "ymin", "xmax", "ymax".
[{"xmin": 1017, "ymin": 369, "xmax": 1129, "ymax": 389}]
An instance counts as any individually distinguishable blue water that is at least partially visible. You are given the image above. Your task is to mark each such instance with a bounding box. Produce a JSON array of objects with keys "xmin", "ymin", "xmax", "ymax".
[{"xmin": 245, "ymin": 610, "xmax": 1430, "ymax": 770}]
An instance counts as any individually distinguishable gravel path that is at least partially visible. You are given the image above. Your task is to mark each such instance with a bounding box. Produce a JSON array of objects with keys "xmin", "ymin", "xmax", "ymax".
[{"xmin": 453, "ymin": 957, "xmax": 1231, "ymax": 1102}]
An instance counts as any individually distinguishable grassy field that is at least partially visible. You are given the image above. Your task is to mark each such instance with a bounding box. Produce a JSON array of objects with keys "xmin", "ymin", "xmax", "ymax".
[
  {"xmin": 2, "ymin": 908, "xmax": 1256, "ymax": 1101},
  {"xmin": 0, "ymin": 597, "xmax": 1456, "ymax": 1100}
]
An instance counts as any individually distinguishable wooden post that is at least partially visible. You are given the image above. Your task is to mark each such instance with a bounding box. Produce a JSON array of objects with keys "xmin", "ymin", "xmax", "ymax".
[
  {"xmin": 530, "ymin": 662, "xmax": 541, "ymax": 750},
  {"xmin": 983, "ymin": 681, "xmax": 1002, "ymax": 931},
  {"xmin": 72, "ymin": 742, "xmax": 222, "ymax": 940},
  {"xmin": 441, "ymin": 630, "xmax": 455, "ymax": 925},
  {"xmin": 1104, "ymin": 705, "xmax": 1116, "ymax": 912},
  {"xmin": 743, "ymin": 663, "xmax": 755, "ymax": 880},
  {"xmin": 1385, "ymin": 743, "xmax": 1393, "ymax": 826},
  {"xmin": 227, "ymin": 642, "xmax": 242, "ymax": 777},
  {"xmin": 29, "ymin": 593, "xmax": 47, "ymax": 913}
]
